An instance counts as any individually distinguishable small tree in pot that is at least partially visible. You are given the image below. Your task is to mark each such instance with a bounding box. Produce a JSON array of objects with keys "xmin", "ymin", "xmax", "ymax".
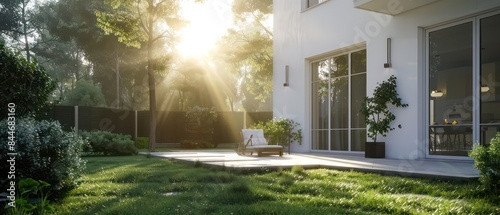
[{"xmin": 360, "ymin": 75, "xmax": 408, "ymax": 158}]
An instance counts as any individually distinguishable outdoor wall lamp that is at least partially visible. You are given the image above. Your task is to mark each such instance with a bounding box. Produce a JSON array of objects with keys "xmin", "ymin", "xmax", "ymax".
[
  {"xmin": 481, "ymin": 84, "xmax": 490, "ymax": 93},
  {"xmin": 283, "ymin": 65, "xmax": 289, "ymax": 87},
  {"xmin": 430, "ymin": 90, "xmax": 443, "ymax": 98},
  {"xmin": 384, "ymin": 38, "xmax": 392, "ymax": 68}
]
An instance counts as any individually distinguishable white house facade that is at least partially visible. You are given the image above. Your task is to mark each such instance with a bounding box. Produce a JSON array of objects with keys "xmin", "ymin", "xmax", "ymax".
[{"xmin": 273, "ymin": 0, "xmax": 500, "ymax": 160}]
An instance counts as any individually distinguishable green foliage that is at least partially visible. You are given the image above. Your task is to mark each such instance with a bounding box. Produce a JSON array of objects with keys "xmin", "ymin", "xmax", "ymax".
[
  {"xmin": 94, "ymin": 3, "xmax": 144, "ymax": 48},
  {"xmin": 194, "ymin": 160, "xmax": 202, "ymax": 168},
  {"xmin": 217, "ymin": 0, "xmax": 273, "ymax": 111},
  {"xmin": 3, "ymin": 178, "xmax": 54, "ymax": 215},
  {"xmin": 253, "ymin": 118, "xmax": 302, "ymax": 145},
  {"xmin": 469, "ymin": 132, "xmax": 500, "ymax": 195},
  {"xmin": 0, "ymin": 118, "xmax": 87, "ymax": 190},
  {"xmin": 0, "ymin": 0, "xmax": 21, "ymax": 33},
  {"xmin": 96, "ymin": 0, "xmax": 184, "ymax": 150},
  {"xmin": 291, "ymin": 165, "xmax": 305, "ymax": 175},
  {"xmin": 63, "ymin": 80, "xmax": 107, "ymax": 107},
  {"xmin": 40, "ymin": 0, "xmax": 150, "ymax": 110},
  {"xmin": 185, "ymin": 106, "xmax": 218, "ymax": 147},
  {"xmin": 0, "ymin": 40, "xmax": 57, "ymax": 120},
  {"xmin": 80, "ymin": 131, "xmax": 138, "ymax": 156},
  {"xmin": 360, "ymin": 75, "xmax": 408, "ymax": 142},
  {"xmin": 135, "ymin": 137, "xmax": 149, "ymax": 149},
  {"xmin": 185, "ymin": 106, "xmax": 218, "ymax": 126}
]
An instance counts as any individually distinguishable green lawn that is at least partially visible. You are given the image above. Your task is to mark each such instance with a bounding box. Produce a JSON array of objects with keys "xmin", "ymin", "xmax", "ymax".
[{"xmin": 53, "ymin": 156, "xmax": 499, "ymax": 215}]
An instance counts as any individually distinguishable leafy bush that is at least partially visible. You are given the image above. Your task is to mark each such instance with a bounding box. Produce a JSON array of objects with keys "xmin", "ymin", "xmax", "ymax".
[
  {"xmin": 0, "ymin": 118, "xmax": 87, "ymax": 190},
  {"xmin": 0, "ymin": 40, "xmax": 57, "ymax": 120},
  {"xmin": 135, "ymin": 137, "xmax": 149, "ymax": 149},
  {"xmin": 469, "ymin": 132, "xmax": 500, "ymax": 195},
  {"xmin": 253, "ymin": 118, "xmax": 302, "ymax": 146},
  {"xmin": 80, "ymin": 131, "xmax": 138, "ymax": 155},
  {"xmin": 2, "ymin": 178, "xmax": 54, "ymax": 215},
  {"xmin": 184, "ymin": 106, "xmax": 218, "ymax": 147}
]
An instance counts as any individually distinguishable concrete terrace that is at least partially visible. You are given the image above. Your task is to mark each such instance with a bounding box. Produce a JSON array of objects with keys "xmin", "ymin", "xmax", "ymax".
[{"xmin": 143, "ymin": 150, "xmax": 480, "ymax": 181}]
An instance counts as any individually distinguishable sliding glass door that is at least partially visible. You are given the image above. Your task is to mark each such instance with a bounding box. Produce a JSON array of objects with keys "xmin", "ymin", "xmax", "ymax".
[
  {"xmin": 479, "ymin": 13, "xmax": 500, "ymax": 146},
  {"xmin": 427, "ymin": 12, "xmax": 500, "ymax": 157}
]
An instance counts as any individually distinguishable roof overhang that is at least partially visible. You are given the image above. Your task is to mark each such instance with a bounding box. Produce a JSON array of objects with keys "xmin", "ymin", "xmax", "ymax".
[{"xmin": 353, "ymin": 0, "xmax": 440, "ymax": 15}]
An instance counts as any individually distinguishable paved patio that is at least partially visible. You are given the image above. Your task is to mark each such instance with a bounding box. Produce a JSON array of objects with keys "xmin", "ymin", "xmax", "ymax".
[{"xmin": 143, "ymin": 150, "xmax": 479, "ymax": 180}]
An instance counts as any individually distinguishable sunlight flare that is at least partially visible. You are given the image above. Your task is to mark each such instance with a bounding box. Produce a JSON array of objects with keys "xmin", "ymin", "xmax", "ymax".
[{"xmin": 177, "ymin": 0, "xmax": 233, "ymax": 57}]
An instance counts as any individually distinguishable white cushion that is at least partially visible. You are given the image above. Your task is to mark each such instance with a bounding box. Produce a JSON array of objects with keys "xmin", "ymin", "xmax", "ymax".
[
  {"xmin": 251, "ymin": 138, "xmax": 268, "ymax": 146},
  {"xmin": 242, "ymin": 129, "xmax": 268, "ymax": 146}
]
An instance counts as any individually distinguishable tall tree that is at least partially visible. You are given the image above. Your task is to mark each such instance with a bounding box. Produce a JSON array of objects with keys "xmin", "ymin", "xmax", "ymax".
[
  {"xmin": 217, "ymin": 0, "xmax": 273, "ymax": 111},
  {"xmin": 96, "ymin": 0, "xmax": 184, "ymax": 151},
  {"xmin": 0, "ymin": 0, "xmax": 21, "ymax": 33},
  {"xmin": 31, "ymin": 1, "xmax": 100, "ymax": 102},
  {"xmin": 0, "ymin": 0, "xmax": 39, "ymax": 62},
  {"xmin": 39, "ymin": 0, "xmax": 152, "ymax": 109}
]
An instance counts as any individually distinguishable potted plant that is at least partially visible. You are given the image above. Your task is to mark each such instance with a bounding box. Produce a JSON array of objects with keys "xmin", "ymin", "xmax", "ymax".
[{"xmin": 360, "ymin": 75, "xmax": 408, "ymax": 158}]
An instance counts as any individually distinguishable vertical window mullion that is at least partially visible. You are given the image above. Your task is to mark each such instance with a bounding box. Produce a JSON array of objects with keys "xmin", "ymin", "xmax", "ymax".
[
  {"xmin": 348, "ymin": 52, "xmax": 352, "ymax": 152},
  {"xmin": 328, "ymin": 59, "xmax": 332, "ymax": 151},
  {"xmin": 472, "ymin": 17, "xmax": 481, "ymax": 144}
]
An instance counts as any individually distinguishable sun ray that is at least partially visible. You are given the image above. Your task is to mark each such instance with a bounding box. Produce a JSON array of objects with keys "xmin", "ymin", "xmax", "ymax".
[{"xmin": 176, "ymin": 0, "xmax": 233, "ymax": 57}]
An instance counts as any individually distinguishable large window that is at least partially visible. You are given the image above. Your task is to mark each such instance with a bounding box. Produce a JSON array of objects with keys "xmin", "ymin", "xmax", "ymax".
[
  {"xmin": 312, "ymin": 49, "xmax": 366, "ymax": 151},
  {"xmin": 427, "ymin": 12, "xmax": 500, "ymax": 157}
]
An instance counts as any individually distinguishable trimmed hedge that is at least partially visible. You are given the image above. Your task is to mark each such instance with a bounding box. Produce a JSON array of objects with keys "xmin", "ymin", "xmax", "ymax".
[{"xmin": 80, "ymin": 131, "xmax": 138, "ymax": 155}]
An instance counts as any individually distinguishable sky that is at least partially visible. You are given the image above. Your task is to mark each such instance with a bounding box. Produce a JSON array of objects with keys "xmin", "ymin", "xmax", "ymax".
[{"xmin": 176, "ymin": 0, "xmax": 234, "ymax": 57}]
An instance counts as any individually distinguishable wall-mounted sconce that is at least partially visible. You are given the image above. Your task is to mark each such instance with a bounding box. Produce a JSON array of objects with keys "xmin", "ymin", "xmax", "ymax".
[
  {"xmin": 384, "ymin": 38, "xmax": 392, "ymax": 68},
  {"xmin": 283, "ymin": 65, "xmax": 289, "ymax": 87},
  {"xmin": 430, "ymin": 90, "xmax": 443, "ymax": 98},
  {"xmin": 481, "ymin": 84, "xmax": 490, "ymax": 93}
]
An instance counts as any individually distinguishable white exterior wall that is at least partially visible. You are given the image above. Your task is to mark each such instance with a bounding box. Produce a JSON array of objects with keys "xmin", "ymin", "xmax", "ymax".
[{"xmin": 273, "ymin": 0, "xmax": 500, "ymax": 159}]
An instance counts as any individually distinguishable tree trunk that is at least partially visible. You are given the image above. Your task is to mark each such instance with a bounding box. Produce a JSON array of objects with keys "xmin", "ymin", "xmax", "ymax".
[
  {"xmin": 22, "ymin": 0, "xmax": 30, "ymax": 62},
  {"xmin": 147, "ymin": 0, "xmax": 156, "ymax": 152},
  {"xmin": 116, "ymin": 51, "xmax": 120, "ymax": 109}
]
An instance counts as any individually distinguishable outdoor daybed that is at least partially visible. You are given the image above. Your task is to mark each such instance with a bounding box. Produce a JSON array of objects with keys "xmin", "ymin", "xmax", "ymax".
[{"xmin": 237, "ymin": 129, "xmax": 283, "ymax": 157}]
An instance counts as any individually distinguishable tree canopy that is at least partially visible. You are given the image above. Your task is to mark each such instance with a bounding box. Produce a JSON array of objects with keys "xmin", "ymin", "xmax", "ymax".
[
  {"xmin": 217, "ymin": 0, "xmax": 273, "ymax": 111},
  {"xmin": 63, "ymin": 80, "xmax": 107, "ymax": 107}
]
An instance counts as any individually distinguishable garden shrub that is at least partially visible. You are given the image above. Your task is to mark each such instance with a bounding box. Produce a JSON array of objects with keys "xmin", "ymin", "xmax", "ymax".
[
  {"xmin": 0, "ymin": 40, "xmax": 56, "ymax": 120},
  {"xmin": 184, "ymin": 106, "xmax": 218, "ymax": 148},
  {"xmin": 135, "ymin": 137, "xmax": 149, "ymax": 149},
  {"xmin": 80, "ymin": 131, "xmax": 138, "ymax": 155},
  {"xmin": 0, "ymin": 118, "xmax": 87, "ymax": 190},
  {"xmin": 253, "ymin": 118, "xmax": 302, "ymax": 146},
  {"xmin": 469, "ymin": 132, "xmax": 500, "ymax": 195}
]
